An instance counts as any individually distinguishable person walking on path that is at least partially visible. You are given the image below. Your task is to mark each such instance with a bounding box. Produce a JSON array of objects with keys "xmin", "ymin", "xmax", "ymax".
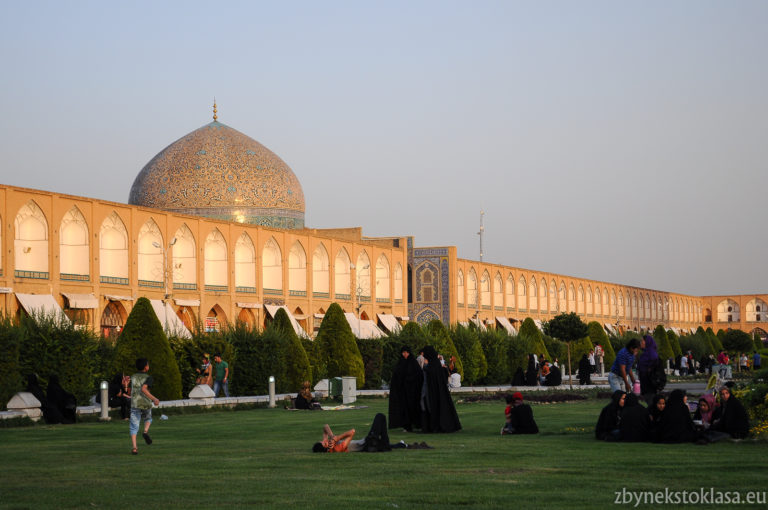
[
  {"xmin": 213, "ymin": 354, "xmax": 230, "ymax": 397},
  {"xmin": 129, "ymin": 358, "xmax": 160, "ymax": 455}
]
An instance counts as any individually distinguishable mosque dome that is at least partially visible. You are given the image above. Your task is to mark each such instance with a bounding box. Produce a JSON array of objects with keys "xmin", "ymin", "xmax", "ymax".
[{"xmin": 129, "ymin": 105, "xmax": 305, "ymax": 229}]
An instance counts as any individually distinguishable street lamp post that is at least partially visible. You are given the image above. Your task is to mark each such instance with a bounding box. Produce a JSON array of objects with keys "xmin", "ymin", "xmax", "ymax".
[{"xmin": 153, "ymin": 238, "xmax": 177, "ymax": 335}]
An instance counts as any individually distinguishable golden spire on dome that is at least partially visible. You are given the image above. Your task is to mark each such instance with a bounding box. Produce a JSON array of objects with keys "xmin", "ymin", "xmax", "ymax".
[{"xmin": 213, "ymin": 98, "xmax": 218, "ymax": 121}]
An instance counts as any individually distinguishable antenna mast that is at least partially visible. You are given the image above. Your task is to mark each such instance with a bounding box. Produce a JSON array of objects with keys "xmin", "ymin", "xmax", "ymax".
[{"xmin": 478, "ymin": 210, "xmax": 485, "ymax": 262}]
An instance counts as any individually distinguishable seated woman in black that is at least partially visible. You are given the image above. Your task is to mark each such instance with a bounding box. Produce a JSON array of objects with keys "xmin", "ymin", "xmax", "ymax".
[
  {"xmin": 505, "ymin": 392, "xmax": 539, "ymax": 434},
  {"xmin": 578, "ymin": 354, "xmax": 592, "ymax": 385},
  {"xmin": 619, "ymin": 393, "xmax": 649, "ymax": 442},
  {"xmin": 654, "ymin": 389, "xmax": 696, "ymax": 443},
  {"xmin": 595, "ymin": 391, "xmax": 625, "ymax": 441},
  {"xmin": 647, "ymin": 393, "xmax": 666, "ymax": 439},
  {"xmin": 710, "ymin": 386, "xmax": 750, "ymax": 439},
  {"xmin": 294, "ymin": 380, "xmax": 316, "ymax": 410}
]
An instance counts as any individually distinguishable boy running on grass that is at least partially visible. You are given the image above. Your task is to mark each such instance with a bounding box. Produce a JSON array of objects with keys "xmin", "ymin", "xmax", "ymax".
[{"xmin": 129, "ymin": 358, "xmax": 160, "ymax": 455}]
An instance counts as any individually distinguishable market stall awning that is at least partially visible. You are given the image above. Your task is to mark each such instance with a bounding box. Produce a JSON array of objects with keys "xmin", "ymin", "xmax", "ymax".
[
  {"xmin": 104, "ymin": 294, "xmax": 133, "ymax": 301},
  {"xmin": 344, "ymin": 313, "xmax": 386, "ymax": 339},
  {"xmin": 264, "ymin": 304, "xmax": 310, "ymax": 339},
  {"xmin": 377, "ymin": 313, "xmax": 402, "ymax": 334},
  {"xmin": 470, "ymin": 317, "xmax": 488, "ymax": 332},
  {"xmin": 496, "ymin": 316, "xmax": 517, "ymax": 335},
  {"xmin": 16, "ymin": 293, "xmax": 69, "ymax": 324},
  {"xmin": 175, "ymin": 299, "xmax": 200, "ymax": 307},
  {"xmin": 149, "ymin": 299, "xmax": 191, "ymax": 339},
  {"xmin": 62, "ymin": 293, "xmax": 98, "ymax": 309}
]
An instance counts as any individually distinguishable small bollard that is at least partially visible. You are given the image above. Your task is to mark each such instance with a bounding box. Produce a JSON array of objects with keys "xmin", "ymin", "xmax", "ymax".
[
  {"xmin": 268, "ymin": 375, "xmax": 276, "ymax": 408},
  {"xmin": 99, "ymin": 380, "xmax": 110, "ymax": 421}
]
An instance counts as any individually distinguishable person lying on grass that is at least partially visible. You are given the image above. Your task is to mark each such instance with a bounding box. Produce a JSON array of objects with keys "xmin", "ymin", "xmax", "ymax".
[{"xmin": 312, "ymin": 413, "xmax": 426, "ymax": 452}]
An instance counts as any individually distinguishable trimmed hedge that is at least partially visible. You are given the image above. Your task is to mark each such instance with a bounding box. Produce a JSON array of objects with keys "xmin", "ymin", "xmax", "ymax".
[
  {"xmin": 356, "ymin": 338, "xmax": 383, "ymax": 389},
  {"xmin": 316, "ymin": 303, "xmax": 365, "ymax": 387},
  {"xmin": 273, "ymin": 308, "xmax": 312, "ymax": 391},
  {"xmin": 587, "ymin": 321, "xmax": 615, "ymax": 369},
  {"xmin": 451, "ymin": 324, "xmax": 487, "ymax": 385},
  {"xmin": 425, "ymin": 320, "xmax": 463, "ymax": 379}
]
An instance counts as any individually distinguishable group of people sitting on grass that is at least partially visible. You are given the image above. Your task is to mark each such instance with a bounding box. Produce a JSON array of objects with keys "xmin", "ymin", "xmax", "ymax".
[{"xmin": 595, "ymin": 386, "xmax": 750, "ymax": 443}]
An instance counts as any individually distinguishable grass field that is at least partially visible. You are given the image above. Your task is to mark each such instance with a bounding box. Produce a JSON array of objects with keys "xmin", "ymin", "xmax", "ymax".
[{"xmin": 1, "ymin": 396, "xmax": 766, "ymax": 509}]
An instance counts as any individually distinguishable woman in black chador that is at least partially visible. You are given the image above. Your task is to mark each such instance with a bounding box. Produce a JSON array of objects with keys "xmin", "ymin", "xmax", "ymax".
[
  {"xmin": 524, "ymin": 354, "xmax": 538, "ymax": 386},
  {"xmin": 654, "ymin": 389, "xmax": 696, "ymax": 443},
  {"xmin": 619, "ymin": 393, "xmax": 649, "ymax": 442},
  {"xmin": 595, "ymin": 390, "xmax": 625, "ymax": 441},
  {"xmin": 388, "ymin": 345, "xmax": 423, "ymax": 431},
  {"xmin": 420, "ymin": 346, "xmax": 462, "ymax": 433},
  {"xmin": 46, "ymin": 374, "xmax": 77, "ymax": 424},
  {"xmin": 578, "ymin": 354, "xmax": 592, "ymax": 385}
]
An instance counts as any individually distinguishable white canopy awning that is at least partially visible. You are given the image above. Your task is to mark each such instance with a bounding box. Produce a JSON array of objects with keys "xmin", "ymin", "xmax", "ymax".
[
  {"xmin": 496, "ymin": 316, "xmax": 517, "ymax": 335},
  {"xmin": 604, "ymin": 323, "xmax": 615, "ymax": 334},
  {"xmin": 470, "ymin": 317, "xmax": 487, "ymax": 332},
  {"xmin": 237, "ymin": 302, "xmax": 262, "ymax": 309},
  {"xmin": 149, "ymin": 299, "xmax": 191, "ymax": 339},
  {"xmin": 533, "ymin": 319, "xmax": 544, "ymax": 332},
  {"xmin": 105, "ymin": 294, "xmax": 133, "ymax": 301},
  {"xmin": 16, "ymin": 293, "xmax": 70, "ymax": 324},
  {"xmin": 344, "ymin": 313, "xmax": 386, "ymax": 339},
  {"xmin": 397, "ymin": 316, "xmax": 410, "ymax": 321},
  {"xmin": 175, "ymin": 299, "xmax": 200, "ymax": 307},
  {"xmin": 62, "ymin": 293, "xmax": 98, "ymax": 309},
  {"xmin": 0, "ymin": 287, "xmax": 13, "ymax": 294},
  {"xmin": 264, "ymin": 304, "xmax": 310, "ymax": 339},
  {"xmin": 459, "ymin": 321, "xmax": 469, "ymax": 328},
  {"xmin": 377, "ymin": 313, "xmax": 402, "ymax": 334},
  {"xmin": 314, "ymin": 313, "xmax": 325, "ymax": 319}
]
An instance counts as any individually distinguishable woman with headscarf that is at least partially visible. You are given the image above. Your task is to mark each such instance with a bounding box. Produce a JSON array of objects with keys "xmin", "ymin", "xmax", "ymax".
[
  {"xmin": 595, "ymin": 390, "xmax": 625, "ymax": 441},
  {"xmin": 693, "ymin": 393, "xmax": 717, "ymax": 429},
  {"xmin": 388, "ymin": 345, "xmax": 423, "ymax": 431},
  {"xmin": 578, "ymin": 354, "xmax": 592, "ymax": 385},
  {"xmin": 525, "ymin": 354, "xmax": 538, "ymax": 386},
  {"xmin": 420, "ymin": 345, "xmax": 462, "ymax": 433},
  {"xmin": 654, "ymin": 389, "xmax": 696, "ymax": 443},
  {"xmin": 504, "ymin": 392, "xmax": 538, "ymax": 434},
  {"xmin": 638, "ymin": 335, "xmax": 663, "ymax": 405},
  {"xmin": 619, "ymin": 393, "xmax": 649, "ymax": 442},
  {"xmin": 710, "ymin": 386, "xmax": 750, "ymax": 440}
]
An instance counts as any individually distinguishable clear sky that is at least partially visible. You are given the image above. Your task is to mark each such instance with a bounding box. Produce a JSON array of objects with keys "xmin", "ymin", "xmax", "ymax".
[{"xmin": 1, "ymin": 1, "xmax": 766, "ymax": 296}]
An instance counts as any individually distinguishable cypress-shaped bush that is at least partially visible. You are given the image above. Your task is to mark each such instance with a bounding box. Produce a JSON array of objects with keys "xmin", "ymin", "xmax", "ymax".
[
  {"xmin": 0, "ymin": 316, "xmax": 24, "ymax": 408},
  {"xmin": 112, "ymin": 297, "xmax": 182, "ymax": 401},
  {"xmin": 568, "ymin": 336, "xmax": 595, "ymax": 375},
  {"xmin": 707, "ymin": 328, "xmax": 724, "ymax": 352},
  {"xmin": 667, "ymin": 326, "xmax": 682, "ymax": 357},
  {"xmin": 517, "ymin": 318, "xmax": 550, "ymax": 360},
  {"xmin": 451, "ymin": 324, "xmax": 487, "ymax": 385},
  {"xmin": 356, "ymin": 338, "xmax": 383, "ymax": 389},
  {"xmin": 587, "ymin": 321, "xmax": 615, "ymax": 369},
  {"xmin": 273, "ymin": 308, "xmax": 312, "ymax": 392},
  {"xmin": 425, "ymin": 320, "xmax": 463, "ymax": 378},
  {"xmin": 543, "ymin": 335, "xmax": 567, "ymax": 367},
  {"xmin": 316, "ymin": 303, "xmax": 365, "ymax": 387},
  {"xmin": 653, "ymin": 325, "xmax": 674, "ymax": 362},
  {"xmin": 302, "ymin": 336, "xmax": 325, "ymax": 384}
]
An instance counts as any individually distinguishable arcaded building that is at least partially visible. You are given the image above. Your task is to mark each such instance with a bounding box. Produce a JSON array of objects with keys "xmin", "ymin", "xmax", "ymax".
[{"xmin": 0, "ymin": 106, "xmax": 765, "ymax": 341}]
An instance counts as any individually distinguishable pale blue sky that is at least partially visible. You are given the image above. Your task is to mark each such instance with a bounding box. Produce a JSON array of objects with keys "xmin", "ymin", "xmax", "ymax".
[{"xmin": 1, "ymin": 1, "xmax": 766, "ymax": 296}]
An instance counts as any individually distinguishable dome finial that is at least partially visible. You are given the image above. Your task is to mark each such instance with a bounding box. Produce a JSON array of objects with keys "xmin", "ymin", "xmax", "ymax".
[{"xmin": 213, "ymin": 98, "xmax": 218, "ymax": 121}]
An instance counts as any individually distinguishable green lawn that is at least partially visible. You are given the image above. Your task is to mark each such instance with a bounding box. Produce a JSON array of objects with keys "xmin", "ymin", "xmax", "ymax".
[{"xmin": 0, "ymin": 397, "xmax": 766, "ymax": 509}]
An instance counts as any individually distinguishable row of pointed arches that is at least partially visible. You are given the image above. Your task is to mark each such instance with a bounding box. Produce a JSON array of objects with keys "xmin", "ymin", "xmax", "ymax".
[
  {"xmin": 7, "ymin": 200, "xmax": 403, "ymax": 300},
  {"xmin": 456, "ymin": 268, "xmax": 704, "ymax": 323},
  {"xmin": 714, "ymin": 298, "xmax": 768, "ymax": 323}
]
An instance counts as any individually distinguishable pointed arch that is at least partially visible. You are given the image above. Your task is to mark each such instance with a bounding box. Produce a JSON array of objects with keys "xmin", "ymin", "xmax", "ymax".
[
  {"xmin": 356, "ymin": 251, "xmax": 371, "ymax": 298},
  {"xmin": 14, "ymin": 200, "xmax": 49, "ymax": 277},
  {"xmin": 595, "ymin": 288, "xmax": 602, "ymax": 315},
  {"xmin": 334, "ymin": 248, "xmax": 351, "ymax": 298},
  {"xmin": 493, "ymin": 272, "xmax": 503, "ymax": 308},
  {"xmin": 746, "ymin": 298, "xmax": 767, "ymax": 322},
  {"xmin": 262, "ymin": 237, "xmax": 283, "ymax": 293},
  {"xmin": 172, "ymin": 224, "xmax": 197, "ymax": 289},
  {"xmin": 375, "ymin": 253, "xmax": 390, "ymax": 301},
  {"xmin": 586, "ymin": 285, "xmax": 593, "ymax": 315},
  {"xmin": 312, "ymin": 243, "xmax": 330, "ymax": 295},
  {"xmin": 480, "ymin": 270, "xmax": 491, "ymax": 308},
  {"xmin": 99, "ymin": 212, "xmax": 128, "ymax": 284},
  {"xmin": 568, "ymin": 282, "xmax": 576, "ymax": 312},
  {"xmin": 138, "ymin": 219, "xmax": 163, "ymax": 286},
  {"xmin": 540, "ymin": 279, "xmax": 548, "ymax": 311},
  {"xmin": 394, "ymin": 262, "xmax": 403, "ymax": 302},
  {"xmin": 288, "ymin": 241, "xmax": 307, "ymax": 295},
  {"xmin": 528, "ymin": 276, "xmax": 537, "ymax": 310},
  {"xmin": 59, "ymin": 206, "xmax": 89, "ymax": 279},
  {"xmin": 557, "ymin": 279, "xmax": 566, "ymax": 313},
  {"xmin": 457, "ymin": 269, "xmax": 465, "ymax": 305},
  {"xmin": 506, "ymin": 273, "xmax": 515, "ymax": 309},
  {"xmin": 205, "ymin": 305, "xmax": 228, "ymax": 333},
  {"xmin": 235, "ymin": 232, "xmax": 256, "ymax": 291},
  {"xmin": 204, "ymin": 229, "xmax": 228, "ymax": 289},
  {"xmin": 468, "ymin": 268, "xmax": 478, "ymax": 307},
  {"xmin": 100, "ymin": 300, "xmax": 127, "ymax": 339},
  {"xmin": 518, "ymin": 276, "xmax": 527, "ymax": 309},
  {"xmin": 578, "ymin": 285, "xmax": 585, "ymax": 314},
  {"xmin": 717, "ymin": 299, "xmax": 740, "ymax": 323}
]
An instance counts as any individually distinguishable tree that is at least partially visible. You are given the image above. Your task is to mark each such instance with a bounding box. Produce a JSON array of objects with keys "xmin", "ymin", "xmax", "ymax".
[
  {"xmin": 426, "ymin": 320, "xmax": 463, "ymax": 378},
  {"xmin": 518, "ymin": 318, "xmax": 550, "ymax": 360},
  {"xmin": 653, "ymin": 325, "xmax": 674, "ymax": 362},
  {"xmin": 545, "ymin": 313, "xmax": 588, "ymax": 387},
  {"xmin": 315, "ymin": 303, "xmax": 365, "ymax": 387},
  {"xmin": 722, "ymin": 329, "xmax": 755, "ymax": 354},
  {"xmin": 273, "ymin": 308, "xmax": 312, "ymax": 391},
  {"xmin": 706, "ymin": 327, "xmax": 723, "ymax": 353},
  {"xmin": 112, "ymin": 297, "xmax": 182, "ymax": 401},
  {"xmin": 667, "ymin": 327, "xmax": 683, "ymax": 357},
  {"xmin": 451, "ymin": 324, "xmax": 487, "ymax": 385}
]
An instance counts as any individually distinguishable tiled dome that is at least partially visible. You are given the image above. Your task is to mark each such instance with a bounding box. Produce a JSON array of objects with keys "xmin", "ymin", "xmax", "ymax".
[{"xmin": 129, "ymin": 111, "xmax": 305, "ymax": 229}]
